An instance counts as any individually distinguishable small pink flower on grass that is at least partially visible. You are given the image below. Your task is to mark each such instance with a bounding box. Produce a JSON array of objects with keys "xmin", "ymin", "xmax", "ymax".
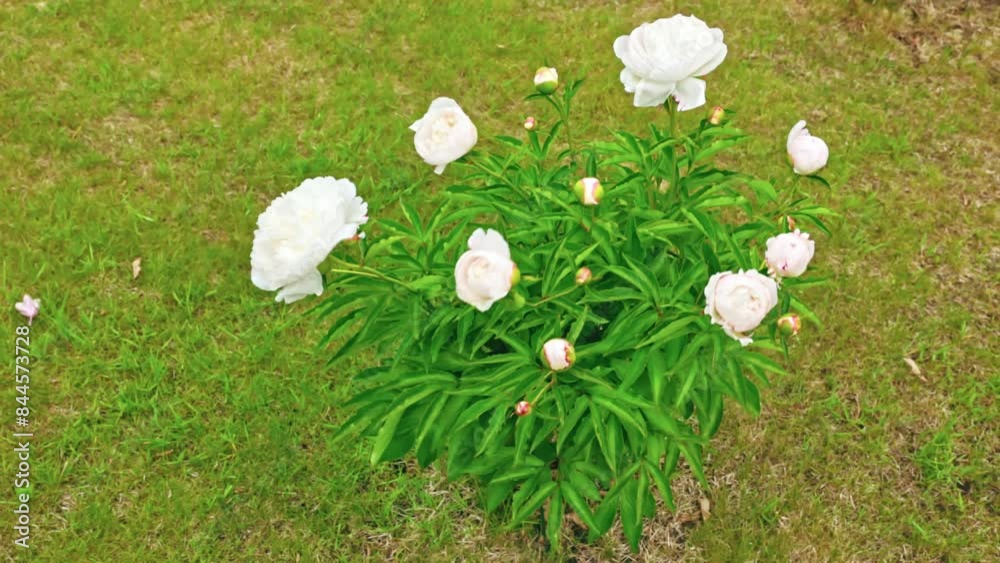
[{"xmin": 15, "ymin": 295, "xmax": 40, "ymax": 325}]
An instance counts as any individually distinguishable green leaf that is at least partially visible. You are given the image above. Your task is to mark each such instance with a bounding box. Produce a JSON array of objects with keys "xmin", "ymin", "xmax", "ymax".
[
  {"xmin": 619, "ymin": 477, "xmax": 642, "ymax": 553},
  {"xmin": 592, "ymin": 395, "xmax": 647, "ymax": 438},
  {"xmin": 638, "ymin": 316, "xmax": 697, "ymax": 348},
  {"xmin": 645, "ymin": 462, "xmax": 676, "ymax": 511},
  {"xmin": 509, "ymin": 481, "xmax": 558, "ymax": 528},
  {"xmin": 557, "ymin": 398, "xmax": 589, "ymax": 453},
  {"xmin": 679, "ymin": 441, "xmax": 708, "ymax": 487},
  {"xmin": 370, "ymin": 387, "xmax": 439, "ymax": 464},
  {"xmin": 486, "ymin": 479, "xmax": 515, "ymax": 513},
  {"xmin": 546, "ymin": 489, "xmax": 564, "ymax": 550},
  {"xmin": 561, "ymin": 481, "xmax": 600, "ymax": 530}
]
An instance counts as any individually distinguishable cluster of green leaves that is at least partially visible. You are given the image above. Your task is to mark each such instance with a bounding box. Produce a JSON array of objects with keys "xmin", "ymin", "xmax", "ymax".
[{"xmin": 320, "ymin": 79, "xmax": 832, "ymax": 551}]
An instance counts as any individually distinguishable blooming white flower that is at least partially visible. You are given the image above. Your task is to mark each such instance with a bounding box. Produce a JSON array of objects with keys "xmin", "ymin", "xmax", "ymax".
[
  {"xmin": 534, "ymin": 67, "xmax": 559, "ymax": 94},
  {"xmin": 765, "ymin": 230, "xmax": 816, "ymax": 278},
  {"xmin": 410, "ymin": 97, "xmax": 478, "ymax": 174},
  {"xmin": 613, "ymin": 15, "xmax": 727, "ymax": 110},
  {"xmin": 251, "ymin": 177, "xmax": 368, "ymax": 304},
  {"xmin": 704, "ymin": 270, "xmax": 779, "ymax": 346},
  {"xmin": 787, "ymin": 120, "xmax": 829, "ymax": 175},
  {"xmin": 454, "ymin": 228, "xmax": 517, "ymax": 312},
  {"xmin": 542, "ymin": 338, "xmax": 575, "ymax": 371}
]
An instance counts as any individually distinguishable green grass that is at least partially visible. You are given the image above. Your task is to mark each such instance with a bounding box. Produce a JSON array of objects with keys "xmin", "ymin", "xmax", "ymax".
[{"xmin": 1, "ymin": 0, "xmax": 997, "ymax": 560}]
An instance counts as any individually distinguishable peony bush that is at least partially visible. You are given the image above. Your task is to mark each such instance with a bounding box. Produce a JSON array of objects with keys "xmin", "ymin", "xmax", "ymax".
[{"xmin": 252, "ymin": 14, "xmax": 834, "ymax": 551}]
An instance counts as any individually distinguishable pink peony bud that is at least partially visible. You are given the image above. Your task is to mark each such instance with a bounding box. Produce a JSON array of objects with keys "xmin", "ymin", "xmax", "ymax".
[
  {"xmin": 534, "ymin": 67, "xmax": 559, "ymax": 95},
  {"xmin": 573, "ymin": 177, "xmax": 604, "ymax": 206},
  {"xmin": 523, "ymin": 116, "xmax": 536, "ymax": 130},
  {"xmin": 708, "ymin": 106, "xmax": 725, "ymax": 125},
  {"xmin": 542, "ymin": 338, "xmax": 575, "ymax": 371},
  {"xmin": 14, "ymin": 295, "xmax": 40, "ymax": 325},
  {"xmin": 575, "ymin": 266, "xmax": 592, "ymax": 285},
  {"xmin": 784, "ymin": 216, "xmax": 796, "ymax": 231},
  {"xmin": 777, "ymin": 314, "xmax": 801, "ymax": 336},
  {"xmin": 515, "ymin": 401, "xmax": 532, "ymax": 416}
]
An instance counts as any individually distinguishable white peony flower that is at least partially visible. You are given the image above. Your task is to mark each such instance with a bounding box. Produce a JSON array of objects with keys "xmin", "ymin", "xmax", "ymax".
[
  {"xmin": 765, "ymin": 230, "xmax": 816, "ymax": 278},
  {"xmin": 410, "ymin": 97, "xmax": 478, "ymax": 175},
  {"xmin": 542, "ymin": 338, "xmax": 575, "ymax": 371},
  {"xmin": 454, "ymin": 228, "xmax": 517, "ymax": 312},
  {"xmin": 704, "ymin": 270, "xmax": 779, "ymax": 346},
  {"xmin": 251, "ymin": 177, "xmax": 368, "ymax": 304},
  {"xmin": 787, "ymin": 120, "xmax": 829, "ymax": 175},
  {"xmin": 613, "ymin": 15, "xmax": 727, "ymax": 110}
]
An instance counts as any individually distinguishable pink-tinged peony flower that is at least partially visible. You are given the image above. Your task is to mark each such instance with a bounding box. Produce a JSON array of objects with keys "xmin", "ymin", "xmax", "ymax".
[
  {"xmin": 765, "ymin": 230, "xmax": 816, "ymax": 278},
  {"xmin": 455, "ymin": 229, "xmax": 517, "ymax": 312},
  {"xmin": 573, "ymin": 177, "xmax": 604, "ymax": 206},
  {"xmin": 787, "ymin": 120, "xmax": 829, "ymax": 175},
  {"xmin": 534, "ymin": 67, "xmax": 559, "ymax": 94},
  {"xmin": 14, "ymin": 295, "xmax": 40, "ymax": 325},
  {"xmin": 410, "ymin": 98, "xmax": 478, "ymax": 175},
  {"xmin": 542, "ymin": 338, "xmax": 575, "ymax": 371},
  {"xmin": 777, "ymin": 314, "xmax": 802, "ymax": 336},
  {"xmin": 515, "ymin": 401, "xmax": 532, "ymax": 416},
  {"xmin": 614, "ymin": 15, "xmax": 727, "ymax": 110},
  {"xmin": 704, "ymin": 270, "xmax": 779, "ymax": 346}
]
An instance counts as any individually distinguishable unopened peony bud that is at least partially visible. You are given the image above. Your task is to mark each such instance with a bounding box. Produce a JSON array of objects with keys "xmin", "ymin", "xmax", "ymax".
[
  {"xmin": 777, "ymin": 314, "xmax": 801, "ymax": 336},
  {"xmin": 510, "ymin": 264, "xmax": 521, "ymax": 286},
  {"xmin": 575, "ymin": 267, "xmax": 592, "ymax": 285},
  {"xmin": 515, "ymin": 401, "xmax": 532, "ymax": 416},
  {"xmin": 708, "ymin": 106, "xmax": 725, "ymax": 125},
  {"xmin": 787, "ymin": 120, "xmax": 829, "ymax": 175},
  {"xmin": 534, "ymin": 67, "xmax": 559, "ymax": 95},
  {"xmin": 511, "ymin": 292, "xmax": 526, "ymax": 310},
  {"xmin": 573, "ymin": 177, "xmax": 604, "ymax": 206},
  {"xmin": 542, "ymin": 338, "xmax": 575, "ymax": 371},
  {"xmin": 523, "ymin": 116, "xmax": 536, "ymax": 130},
  {"xmin": 783, "ymin": 216, "xmax": 796, "ymax": 231}
]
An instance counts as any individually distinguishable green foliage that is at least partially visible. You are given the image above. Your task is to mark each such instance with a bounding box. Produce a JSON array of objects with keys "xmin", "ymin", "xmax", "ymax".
[{"xmin": 326, "ymin": 79, "xmax": 827, "ymax": 550}]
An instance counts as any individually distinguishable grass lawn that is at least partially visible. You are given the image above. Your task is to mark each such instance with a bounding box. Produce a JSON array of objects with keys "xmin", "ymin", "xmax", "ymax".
[{"xmin": 1, "ymin": 0, "xmax": 997, "ymax": 560}]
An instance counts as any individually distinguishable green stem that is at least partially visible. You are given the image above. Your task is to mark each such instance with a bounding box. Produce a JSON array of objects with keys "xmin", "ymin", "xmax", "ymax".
[
  {"xmin": 531, "ymin": 372, "xmax": 556, "ymax": 403},
  {"xmin": 527, "ymin": 286, "xmax": 578, "ymax": 308},
  {"xmin": 327, "ymin": 257, "xmax": 415, "ymax": 292},
  {"xmin": 666, "ymin": 97, "xmax": 678, "ymax": 138}
]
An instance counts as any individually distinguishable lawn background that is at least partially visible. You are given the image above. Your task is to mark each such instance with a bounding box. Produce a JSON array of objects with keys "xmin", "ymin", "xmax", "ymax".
[{"xmin": 1, "ymin": 0, "xmax": 997, "ymax": 560}]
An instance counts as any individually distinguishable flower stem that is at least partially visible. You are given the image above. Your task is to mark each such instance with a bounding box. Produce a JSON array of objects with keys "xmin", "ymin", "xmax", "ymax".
[
  {"xmin": 527, "ymin": 286, "xmax": 578, "ymax": 308},
  {"xmin": 665, "ymin": 97, "xmax": 678, "ymax": 138},
  {"xmin": 327, "ymin": 257, "xmax": 416, "ymax": 292}
]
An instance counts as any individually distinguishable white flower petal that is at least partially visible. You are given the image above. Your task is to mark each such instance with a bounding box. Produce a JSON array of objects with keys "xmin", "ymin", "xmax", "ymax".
[
  {"xmin": 275, "ymin": 268, "xmax": 324, "ymax": 303},
  {"xmin": 633, "ymin": 78, "xmax": 675, "ymax": 107},
  {"xmin": 467, "ymin": 228, "xmax": 511, "ymax": 258},
  {"xmin": 673, "ymin": 77, "xmax": 707, "ymax": 111}
]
